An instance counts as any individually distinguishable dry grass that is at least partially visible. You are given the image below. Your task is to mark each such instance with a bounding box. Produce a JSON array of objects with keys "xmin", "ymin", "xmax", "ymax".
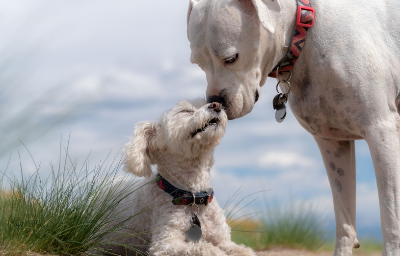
[
  {"xmin": 0, "ymin": 147, "xmax": 148, "ymax": 256},
  {"xmin": 229, "ymin": 201, "xmax": 327, "ymax": 251},
  {"xmin": 230, "ymin": 218, "xmax": 382, "ymax": 255},
  {"xmin": 0, "ymin": 247, "xmax": 56, "ymax": 256}
]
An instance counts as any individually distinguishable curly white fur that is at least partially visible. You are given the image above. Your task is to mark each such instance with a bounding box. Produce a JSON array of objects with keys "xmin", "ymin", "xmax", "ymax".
[{"xmin": 105, "ymin": 98, "xmax": 256, "ymax": 256}]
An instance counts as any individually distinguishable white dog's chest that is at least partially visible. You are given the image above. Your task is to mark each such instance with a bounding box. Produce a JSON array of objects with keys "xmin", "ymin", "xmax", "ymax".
[
  {"xmin": 282, "ymin": 38, "xmax": 400, "ymax": 141},
  {"xmin": 285, "ymin": 77, "xmax": 368, "ymax": 140}
]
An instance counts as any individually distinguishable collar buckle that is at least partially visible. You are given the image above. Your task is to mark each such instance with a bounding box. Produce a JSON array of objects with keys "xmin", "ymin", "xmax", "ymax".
[
  {"xmin": 296, "ymin": 6, "xmax": 315, "ymax": 28},
  {"xmin": 205, "ymin": 195, "xmax": 211, "ymax": 206}
]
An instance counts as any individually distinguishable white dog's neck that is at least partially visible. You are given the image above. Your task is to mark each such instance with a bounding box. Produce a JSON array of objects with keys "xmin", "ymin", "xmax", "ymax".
[
  {"xmin": 259, "ymin": 0, "xmax": 297, "ymax": 82},
  {"xmin": 156, "ymin": 151, "xmax": 214, "ymax": 192},
  {"xmin": 280, "ymin": 0, "xmax": 298, "ymax": 50}
]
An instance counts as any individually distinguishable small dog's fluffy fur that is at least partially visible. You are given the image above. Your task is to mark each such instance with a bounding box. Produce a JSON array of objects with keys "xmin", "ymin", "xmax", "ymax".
[{"xmin": 106, "ymin": 98, "xmax": 256, "ymax": 256}]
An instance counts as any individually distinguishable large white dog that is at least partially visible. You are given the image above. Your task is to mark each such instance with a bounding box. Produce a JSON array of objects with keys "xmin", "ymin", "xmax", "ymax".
[{"xmin": 187, "ymin": 0, "xmax": 400, "ymax": 255}]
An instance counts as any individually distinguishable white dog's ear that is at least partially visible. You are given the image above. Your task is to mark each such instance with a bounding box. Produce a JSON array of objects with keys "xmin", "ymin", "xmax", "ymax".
[
  {"xmin": 187, "ymin": 0, "xmax": 202, "ymax": 39},
  {"xmin": 250, "ymin": 0, "xmax": 281, "ymax": 33},
  {"xmin": 123, "ymin": 121, "xmax": 157, "ymax": 178}
]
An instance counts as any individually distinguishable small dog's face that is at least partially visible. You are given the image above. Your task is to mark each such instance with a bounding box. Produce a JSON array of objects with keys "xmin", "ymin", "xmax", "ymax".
[
  {"xmin": 162, "ymin": 98, "xmax": 227, "ymax": 152},
  {"xmin": 124, "ymin": 98, "xmax": 227, "ymax": 177}
]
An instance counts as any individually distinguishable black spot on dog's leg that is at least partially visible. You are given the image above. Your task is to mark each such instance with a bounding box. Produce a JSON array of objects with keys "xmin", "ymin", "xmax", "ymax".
[
  {"xmin": 334, "ymin": 179, "xmax": 342, "ymax": 192},
  {"xmin": 337, "ymin": 168, "xmax": 345, "ymax": 176},
  {"xmin": 330, "ymin": 162, "xmax": 336, "ymax": 171},
  {"xmin": 338, "ymin": 141, "xmax": 351, "ymax": 149},
  {"xmin": 334, "ymin": 147, "xmax": 347, "ymax": 158}
]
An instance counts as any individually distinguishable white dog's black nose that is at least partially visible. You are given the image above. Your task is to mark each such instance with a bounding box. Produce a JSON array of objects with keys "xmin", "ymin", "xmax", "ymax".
[
  {"xmin": 207, "ymin": 95, "xmax": 225, "ymax": 106},
  {"xmin": 208, "ymin": 102, "xmax": 221, "ymax": 112}
]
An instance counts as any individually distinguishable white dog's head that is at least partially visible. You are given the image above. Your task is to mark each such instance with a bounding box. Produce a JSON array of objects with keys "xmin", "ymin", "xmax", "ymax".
[
  {"xmin": 124, "ymin": 98, "xmax": 227, "ymax": 178},
  {"xmin": 187, "ymin": 0, "xmax": 289, "ymax": 119}
]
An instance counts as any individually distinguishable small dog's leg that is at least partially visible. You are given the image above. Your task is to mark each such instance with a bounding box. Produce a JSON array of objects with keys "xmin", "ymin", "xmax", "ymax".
[
  {"xmin": 148, "ymin": 240, "xmax": 228, "ymax": 256},
  {"xmin": 364, "ymin": 121, "xmax": 400, "ymax": 256},
  {"xmin": 217, "ymin": 241, "xmax": 257, "ymax": 256},
  {"xmin": 203, "ymin": 204, "xmax": 257, "ymax": 256},
  {"xmin": 148, "ymin": 221, "xmax": 228, "ymax": 256},
  {"xmin": 314, "ymin": 137, "xmax": 358, "ymax": 256}
]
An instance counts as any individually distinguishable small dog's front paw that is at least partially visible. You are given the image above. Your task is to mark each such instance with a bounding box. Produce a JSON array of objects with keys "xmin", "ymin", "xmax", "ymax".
[
  {"xmin": 234, "ymin": 247, "xmax": 257, "ymax": 256},
  {"xmin": 200, "ymin": 242, "xmax": 229, "ymax": 256},
  {"xmin": 151, "ymin": 242, "xmax": 228, "ymax": 256},
  {"xmin": 219, "ymin": 243, "xmax": 257, "ymax": 256}
]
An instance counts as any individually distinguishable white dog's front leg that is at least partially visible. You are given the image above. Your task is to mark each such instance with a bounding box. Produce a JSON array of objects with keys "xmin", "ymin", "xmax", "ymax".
[
  {"xmin": 364, "ymin": 121, "xmax": 400, "ymax": 256},
  {"xmin": 314, "ymin": 137, "xmax": 359, "ymax": 256}
]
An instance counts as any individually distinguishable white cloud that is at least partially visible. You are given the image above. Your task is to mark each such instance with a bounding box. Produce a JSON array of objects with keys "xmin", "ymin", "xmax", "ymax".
[
  {"xmin": 211, "ymin": 167, "xmax": 330, "ymax": 206},
  {"xmin": 211, "ymin": 168, "xmax": 381, "ymax": 227},
  {"xmin": 161, "ymin": 59, "xmax": 176, "ymax": 73},
  {"xmin": 258, "ymin": 151, "xmax": 316, "ymax": 168},
  {"xmin": 73, "ymin": 75, "xmax": 103, "ymax": 95}
]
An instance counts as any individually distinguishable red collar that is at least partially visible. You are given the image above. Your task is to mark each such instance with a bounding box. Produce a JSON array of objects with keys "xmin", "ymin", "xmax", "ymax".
[{"xmin": 268, "ymin": 0, "xmax": 315, "ymax": 78}]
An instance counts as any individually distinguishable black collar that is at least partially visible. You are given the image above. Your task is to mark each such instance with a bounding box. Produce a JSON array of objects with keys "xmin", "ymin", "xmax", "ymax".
[{"xmin": 156, "ymin": 174, "xmax": 214, "ymax": 206}]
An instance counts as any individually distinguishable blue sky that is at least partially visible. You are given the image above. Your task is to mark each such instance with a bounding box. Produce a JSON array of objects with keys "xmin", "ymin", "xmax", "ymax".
[{"xmin": 0, "ymin": 0, "xmax": 382, "ymax": 240}]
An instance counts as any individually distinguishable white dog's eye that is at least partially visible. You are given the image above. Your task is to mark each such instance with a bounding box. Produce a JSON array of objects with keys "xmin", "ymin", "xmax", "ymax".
[{"xmin": 224, "ymin": 54, "xmax": 238, "ymax": 64}]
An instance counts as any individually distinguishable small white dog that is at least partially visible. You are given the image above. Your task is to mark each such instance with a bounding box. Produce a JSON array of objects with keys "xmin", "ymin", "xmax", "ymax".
[{"xmin": 106, "ymin": 98, "xmax": 257, "ymax": 256}]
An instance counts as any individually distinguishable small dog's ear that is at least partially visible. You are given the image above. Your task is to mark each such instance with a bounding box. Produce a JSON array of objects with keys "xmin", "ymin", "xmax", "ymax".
[
  {"xmin": 250, "ymin": 0, "xmax": 281, "ymax": 33},
  {"xmin": 123, "ymin": 121, "xmax": 157, "ymax": 178},
  {"xmin": 187, "ymin": 0, "xmax": 202, "ymax": 39}
]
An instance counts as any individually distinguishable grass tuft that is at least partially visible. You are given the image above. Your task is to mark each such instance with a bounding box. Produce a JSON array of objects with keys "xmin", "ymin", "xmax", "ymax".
[
  {"xmin": 226, "ymin": 191, "xmax": 328, "ymax": 251},
  {"xmin": 0, "ymin": 139, "xmax": 147, "ymax": 256}
]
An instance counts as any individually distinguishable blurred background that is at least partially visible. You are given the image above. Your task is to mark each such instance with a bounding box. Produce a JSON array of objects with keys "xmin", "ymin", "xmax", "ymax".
[{"xmin": 0, "ymin": 0, "xmax": 382, "ymax": 241}]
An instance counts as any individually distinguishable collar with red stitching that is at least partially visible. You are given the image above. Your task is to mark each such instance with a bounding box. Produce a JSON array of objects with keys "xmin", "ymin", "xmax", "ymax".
[{"xmin": 268, "ymin": 0, "xmax": 315, "ymax": 78}]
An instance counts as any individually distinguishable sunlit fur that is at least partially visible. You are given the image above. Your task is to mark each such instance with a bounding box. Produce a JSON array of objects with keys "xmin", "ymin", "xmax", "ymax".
[{"xmin": 105, "ymin": 98, "xmax": 256, "ymax": 256}]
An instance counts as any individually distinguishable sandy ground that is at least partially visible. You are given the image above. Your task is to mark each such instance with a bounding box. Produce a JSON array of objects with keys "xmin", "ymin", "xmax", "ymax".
[
  {"xmin": 257, "ymin": 248, "xmax": 381, "ymax": 256},
  {"xmin": 1, "ymin": 249, "xmax": 381, "ymax": 256}
]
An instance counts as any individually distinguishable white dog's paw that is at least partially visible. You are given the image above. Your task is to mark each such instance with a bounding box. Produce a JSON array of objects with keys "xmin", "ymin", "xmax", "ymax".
[{"xmin": 353, "ymin": 238, "xmax": 360, "ymax": 249}]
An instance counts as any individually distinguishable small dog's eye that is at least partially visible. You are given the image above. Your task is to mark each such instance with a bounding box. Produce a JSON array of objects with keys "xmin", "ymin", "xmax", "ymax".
[
  {"xmin": 179, "ymin": 110, "xmax": 194, "ymax": 114},
  {"xmin": 224, "ymin": 53, "xmax": 238, "ymax": 64}
]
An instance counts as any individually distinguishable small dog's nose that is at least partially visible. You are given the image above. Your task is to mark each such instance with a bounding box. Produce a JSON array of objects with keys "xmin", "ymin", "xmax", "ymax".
[{"xmin": 208, "ymin": 102, "xmax": 221, "ymax": 112}]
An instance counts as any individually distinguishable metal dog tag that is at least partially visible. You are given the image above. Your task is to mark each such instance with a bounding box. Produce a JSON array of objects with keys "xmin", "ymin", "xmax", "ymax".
[
  {"xmin": 185, "ymin": 214, "xmax": 202, "ymax": 242},
  {"xmin": 273, "ymin": 93, "xmax": 288, "ymax": 123},
  {"xmin": 275, "ymin": 107, "xmax": 287, "ymax": 123}
]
